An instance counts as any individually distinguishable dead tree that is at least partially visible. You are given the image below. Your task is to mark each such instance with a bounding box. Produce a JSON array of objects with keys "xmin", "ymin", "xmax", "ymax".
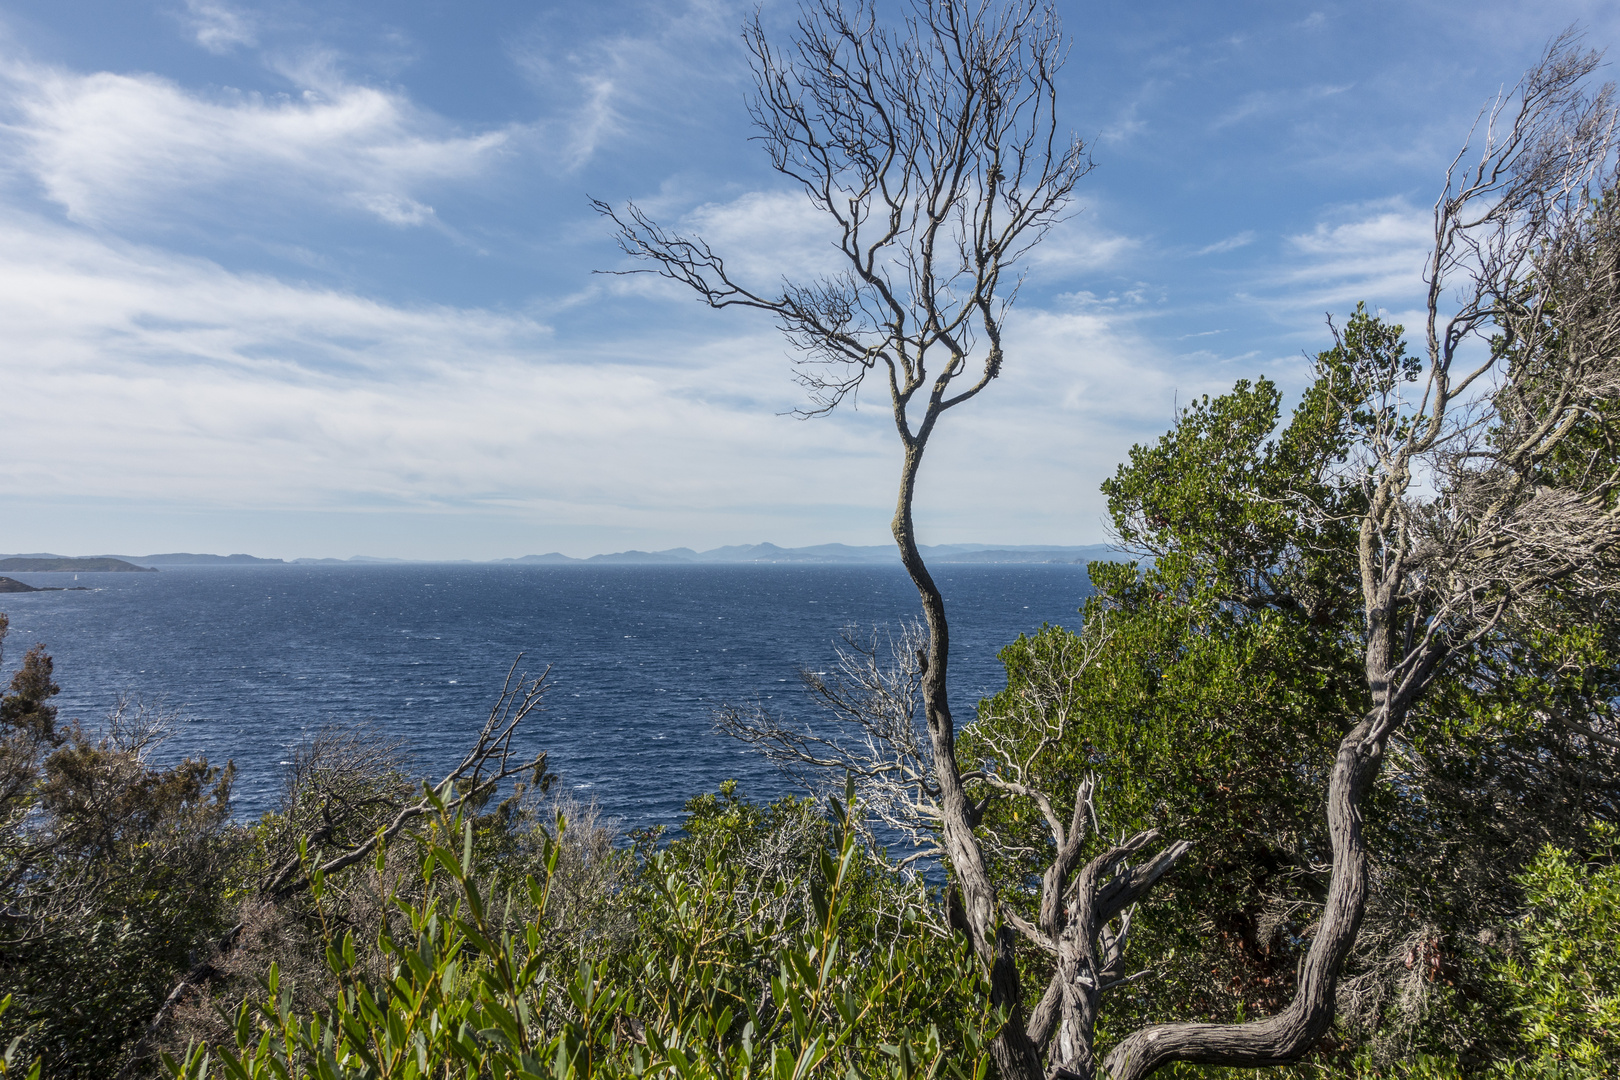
[
  {"xmin": 595, "ymin": 1, "xmax": 1121, "ymax": 1074},
  {"xmin": 719, "ymin": 605, "xmax": 1188, "ymax": 1077},
  {"xmin": 715, "ymin": 622, "xmax": 943, "ymax": 866}
]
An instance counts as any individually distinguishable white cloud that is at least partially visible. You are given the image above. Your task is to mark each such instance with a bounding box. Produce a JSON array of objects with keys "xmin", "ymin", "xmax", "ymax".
[
  {"xmin": 1211, "ymin": 82, "xmax": 1354, "ymax": 132},
  {"xmin": 678, "ymin": 189, "xmax": 844, "ymax": 282},
  {"xmin": 0, "ymin": 208, "xmax": 903, "ymax": 527},
  {"xmin": 352, "ymin": 192, "xmax": 436, "ymax": 226},
  {"xmin": 1216, "ymin": 198, "xmax": 1434, "ymax": 337},
  {"xmin": 1196, "ymin": 230, "xmax": 1256, "ymax": 255},
  {"xmin": 1279, "ymin": 199, "xmax": 1432, "ymax": 309},
  {"xmin": 1027, "ymin": 212, "xmax": 1138, "ymax": 273},
  {"xmin": 181, "ymin": 0, "xmax": 258, "ymax": 55},
  {"xmin": 564, "ymin": 75, "xmax": 624, "ymax": 168},
  {"xmin": 1288, "ymin": 202, "xmax": 1431, "ymax": 259},
  {"xmin": 1100, "ymin": 98, "xmax": 1149, "ymax": 146},
  {"xmin": 0, "ymin": 55, "xmax": 515, "ymax": 229}
]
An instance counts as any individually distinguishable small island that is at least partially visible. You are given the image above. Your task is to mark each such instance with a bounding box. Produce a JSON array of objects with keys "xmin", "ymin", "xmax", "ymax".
[
  {"xmin": 0, "ymin": 557, "xmax": 155, "ymax": 573},
  {"xmin": 0, "ymin": 576, "xmax": 87, "ymax": 593}
]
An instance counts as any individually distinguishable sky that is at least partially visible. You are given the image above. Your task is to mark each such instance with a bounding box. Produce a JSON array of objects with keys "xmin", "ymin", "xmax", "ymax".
[{"xmin": 0, "ymin": 0, "xmax": 1617, "ymax": 560}]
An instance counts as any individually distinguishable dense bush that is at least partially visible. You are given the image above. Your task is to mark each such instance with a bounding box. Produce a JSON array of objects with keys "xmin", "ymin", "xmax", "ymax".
[
  {"xmin": 0, "ymin": 616, "xmax": 240, "ymax": 1080},
  {"xmin": 166, "ymin": 781, "xmax": 1000, "ymax": 1080},
  {"xmin": 1491, "ymin": 824, "xmax": 1620, "ymax": 1074}
]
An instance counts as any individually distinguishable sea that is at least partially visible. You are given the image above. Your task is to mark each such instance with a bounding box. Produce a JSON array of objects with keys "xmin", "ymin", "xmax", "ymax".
[{"xmin": 0, "ymin": 563, "xmax": 1093, "ymax": 829}]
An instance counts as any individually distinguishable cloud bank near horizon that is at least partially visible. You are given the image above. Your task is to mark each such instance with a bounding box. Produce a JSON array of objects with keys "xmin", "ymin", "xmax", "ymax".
[{"xmin": 0, "ymin": 0, "xmax": 1611, "ymax": 560}]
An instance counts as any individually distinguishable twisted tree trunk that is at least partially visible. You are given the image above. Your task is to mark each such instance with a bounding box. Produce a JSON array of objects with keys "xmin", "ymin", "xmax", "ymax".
[
  {"xmin": 1099, "ymin": 709, "xmax": 1387, "ymax": 1077},
  {"xmin": 892, "ymin": 439, "xmax": 1047, "ymax": 1080}
]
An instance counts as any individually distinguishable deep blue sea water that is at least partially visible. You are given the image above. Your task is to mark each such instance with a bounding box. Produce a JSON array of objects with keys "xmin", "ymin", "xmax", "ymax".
[{"xmin": 0, "ymin": 564, "xmax": 1092, "ymax": 828}]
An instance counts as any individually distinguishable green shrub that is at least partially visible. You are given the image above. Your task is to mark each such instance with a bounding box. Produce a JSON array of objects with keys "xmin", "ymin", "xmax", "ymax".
[
  {"xmin": 166, "ymin": 782, "xmax": 1002, "ymax": 1079},
  {"xmin": 1491, "ymin": 823, "xmax": 1620, "ymax": 1075}
]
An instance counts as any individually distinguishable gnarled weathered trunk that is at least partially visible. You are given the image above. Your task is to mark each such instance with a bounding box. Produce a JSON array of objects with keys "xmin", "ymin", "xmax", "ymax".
[
  {"xmin": 1099, "ymin": 707, "xmax": 1387, "ymax": 1078},
  {"xmin": 892, "ymin": 438, "xmax": 1047, "ymax": 1080}
]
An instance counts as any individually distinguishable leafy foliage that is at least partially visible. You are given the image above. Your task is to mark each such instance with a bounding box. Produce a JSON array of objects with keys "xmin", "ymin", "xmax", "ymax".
[
  {"xmin": 1491, "ymin": 824, "xmax": 1620, "ymax": 1073},
  {"xmin": 167, "ymin": 780, "xmax": 1001, "ymax": 1080},
  {"xmin": 0, "ymin": 622, "xmax": 240, "ymax": 1079}
]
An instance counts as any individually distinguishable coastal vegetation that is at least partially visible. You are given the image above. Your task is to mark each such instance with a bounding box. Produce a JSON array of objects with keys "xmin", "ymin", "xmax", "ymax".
[
  {"xmin": 0, "ymin": 604, "xmax": 1616, "ymax": 1078},
  {"xmin": 1, "ymin": 1, "xmax": 1616, "ymax": 1078}
]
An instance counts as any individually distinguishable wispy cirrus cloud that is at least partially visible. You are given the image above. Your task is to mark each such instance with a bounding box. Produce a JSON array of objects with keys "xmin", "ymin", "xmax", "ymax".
[
  {"xmin": 1099, "ymin": 91, "xmax": 1154, "ymax": 146},
  {"xmin": 1195, "ymin": 230, "xmax": 1256, "ymax": 255},
  {"xmin": 509, "ymin": 0, "xmax": 743, "ymax": 171},
  {"xmin": 1211, "ymin": 198, "xmax": 1432, "ymax": 345},
  {"xmin": 1278, "ymin": 198, "xmax": 1433, "ymax": 311},
  {"xmin": 1210, "ymin": 82, "xmax": 1353, "ymax": 131},
  {"xmin": 0, "ymin": 54, "xmax": 517, "ymax": 230},
  {"xmin": 179, "ymin": 0, "xmax": 258, "ymax": 55}
]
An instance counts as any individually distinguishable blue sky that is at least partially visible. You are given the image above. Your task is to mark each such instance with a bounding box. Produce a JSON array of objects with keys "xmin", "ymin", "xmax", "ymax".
[{"xmin": 0, "ymin": 0, "xmax": 1615, "ymax": 559}]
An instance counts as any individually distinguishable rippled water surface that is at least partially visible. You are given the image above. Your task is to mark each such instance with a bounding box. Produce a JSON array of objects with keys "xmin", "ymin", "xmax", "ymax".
[{"xmin": 0, "ymin": 564, "xmax": 1092, "ymax": 826}]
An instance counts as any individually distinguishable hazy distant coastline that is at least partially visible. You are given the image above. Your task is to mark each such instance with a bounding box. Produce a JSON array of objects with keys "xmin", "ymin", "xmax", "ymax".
[
  {"xmin": 0, "ymin": 542, "xmax": 1125, "ymax": 569},
  {"xmin": 0, "ymin": 557, "xmax": 156, "ymax": 573}
]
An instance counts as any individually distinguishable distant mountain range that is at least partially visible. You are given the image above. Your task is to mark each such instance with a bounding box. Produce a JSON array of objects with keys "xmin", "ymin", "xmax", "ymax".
[
  {"xmin": 497, "ymin": 542, "xmax": 1121, "ymax": 565},
  {"xmin": 0, "ymin": 543, "xmax": 1127, "ymax": 569}
]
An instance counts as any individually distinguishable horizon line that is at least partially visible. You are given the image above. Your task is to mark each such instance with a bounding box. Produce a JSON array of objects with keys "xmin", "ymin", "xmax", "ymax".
[{"xmin": 0, "ymin": 540, "xmax": 1126, "ymax": 567}]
